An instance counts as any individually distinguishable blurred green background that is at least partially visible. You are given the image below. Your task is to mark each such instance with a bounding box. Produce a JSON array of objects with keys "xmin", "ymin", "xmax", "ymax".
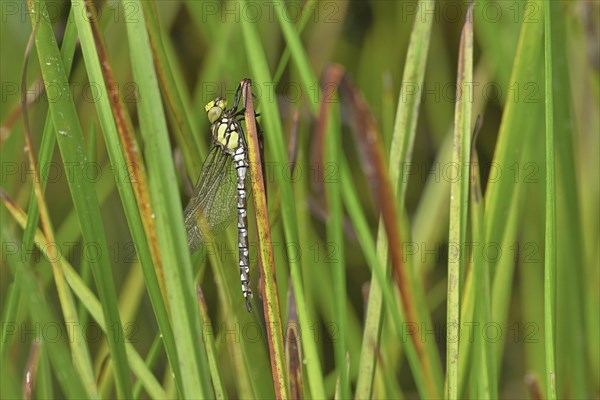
[{"xmin": 1, "ymin": 0, "xmax": 598, "ymax": 399}]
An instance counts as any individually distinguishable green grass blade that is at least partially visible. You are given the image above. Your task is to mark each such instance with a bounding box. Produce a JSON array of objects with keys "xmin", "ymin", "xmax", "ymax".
[
  {"xmin": 20, "ymin": 17, "xmax": 97, "ymax": 394},
  {"xmin": 543, "ymin": 2, "xmax": 557, "ymax": 398},
  {"xmin": 340, "ymin": 159, "xmax": 427, "ymax": 397},
  {"xmin": 446, "ymin": 5, "xmax": 473, "ymax": 398},
  {"xmin": 19, "ymin": 267, "xmax": 90, "ymax": 399},
  {"xmin": 241, "ymin": 1, "xmax": 325, "ymax": 398},
  {"xmin": 142, "ymin": 1, "xmax": 202, "ymax": 174},
  {"xmin": 485, "ymin": 0, "xmax": 545, "ymax": 378},
  {"xmin": 2, "ymin": 188, "xmax": 168, "ymax": 399},
  {"xmin": 470, "ymin": 122, "xmax": 496, "ymax": 399},
  {"xmin": 22, "ymin": 8, "xmax": 78, "ymax": 257},
  {"xmin": 393, "ymin": 0, "xmax": 436, "ymax": 204},
  {"xmin": 69, "ymin": 1, "xmax": 183, "ymax": 395},
  {"xmin": 274, "ymin": 1, "xmax": 319, "ymax": 114},
  {"xmin": 122, "ymin": 0, "xmax": 212, "ymax": 397},
  {"xmin": 549, "ymin": 2, "xmax": 590, "ymax": 397},
  {"xmin": 196, "ymin": 290, "xmax": 226, "ymax": 399},
  {"xmin": 484, "ymin": 3, "xmax": 544, "ymax": 261},
  {"xmin": 28, "ymin": 1, "xmax": 132, "ymax": 396},
  {"xmin": 323, "ymin": 100, "xmax": 348, "ymax": 399},
  {"xmin": 356, "ymin": 1, "xmax": 436, "ymax": 396},
  {"xmin": 5, "ymin": 13, "xmax": 78, "ymax": 381},
  {"xmin": 272, "ymin": 0, "xmax": 317, "ymax": 84}
]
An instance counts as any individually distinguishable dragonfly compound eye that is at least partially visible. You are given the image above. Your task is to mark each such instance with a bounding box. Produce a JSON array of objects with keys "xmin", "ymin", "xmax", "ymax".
[
  {"xmin": 205, "ymin": 97, "xmax": 228, "ymax": 124},
  {"xmin": 207, "ymin": 106, "xmax": 222, "ymax": 124}
]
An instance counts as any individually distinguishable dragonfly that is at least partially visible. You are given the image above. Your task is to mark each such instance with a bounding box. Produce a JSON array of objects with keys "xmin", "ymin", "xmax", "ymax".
[{"xmin": 184, "ymin": 82, "xmax": 259, "ymax": 312}]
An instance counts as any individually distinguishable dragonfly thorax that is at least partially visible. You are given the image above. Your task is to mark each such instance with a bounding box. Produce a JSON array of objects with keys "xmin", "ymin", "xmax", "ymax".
[{"xmin": 211, "ymin": 116, "xmax": 242, "ymax": 155}]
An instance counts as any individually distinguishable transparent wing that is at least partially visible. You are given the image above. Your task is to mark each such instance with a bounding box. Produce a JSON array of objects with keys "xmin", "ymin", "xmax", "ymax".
[{"xmin": 184, "ymin": 146, "xmax": 238, "ymax": 252}]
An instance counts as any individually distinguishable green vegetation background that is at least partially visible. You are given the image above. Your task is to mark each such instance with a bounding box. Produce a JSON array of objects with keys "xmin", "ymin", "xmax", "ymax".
[{"xmin": 1, "ymin": 1, "xmax": 598, "ymax": 399}]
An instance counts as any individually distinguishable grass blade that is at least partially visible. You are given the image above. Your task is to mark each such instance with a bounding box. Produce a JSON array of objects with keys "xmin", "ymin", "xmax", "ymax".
[
  {"xmin": 356, "ymin": 0, "xmax": 436, "ymax": 396},
  {"xmin": 484, "ymin": 0, "xmax": 545, "ymax": 378},
  {"xmin": 20, "ymin": 24, "xmax": 98, "ymax": 398},
  {"xmin": 543, "ymin": 2, "xmax": 557, "ymax": 398},
  {"xmin": 27, "ymin": 1, "xmax": 132, "ymax": 396},
  {"xmin": 196, "ymin": 287, "xmax": 226, "ymax": 399},
  {"xmin": 122, "ymin": 0, "xmax": 211, "ymax": 396},
  {"xmin": 319, "ymin": 69, "xmax": 348, "ymax": 399},
  {"xmin": 69, "ymin": 1, "xmax": 183, "ymax": 394},
  {"xmin": 549, "ymin": 1, "xmax": 589, "ymax": 397},
  {"xmin": 142, "ymin": 1, "xmax": 203, "ymax": 173},
  {"xmin": 243, "ymin": 79, "xmax": 289, "ymax": 399},
  {"xmin": 285, "ymin": 285, "xmax": 304, "ymax": 399},
  {"xmin": 341, "ymin": 70, "xmax": 440, "ymax": 398},
  {"xmin": 1, "ymin": 190, "xmax": 168, "ymax": 398},
  {"xmin": 1, "ymin": 192, "xmax": 89, "ymax": 400},
  {"xmin": 469, "ymin": 117, "xmax": 496, "ymax": 399},
  {"xmin": 242, "ymin": 2, "xmax": 326, "ymax": 398},
  {"xmin": 446, "ymin": 4, "xmax": 474, "ymax": 399}
]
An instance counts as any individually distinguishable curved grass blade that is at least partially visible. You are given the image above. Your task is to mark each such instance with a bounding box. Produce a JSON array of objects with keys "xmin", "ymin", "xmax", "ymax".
[
  {"xmin": 12, "ymin": 14, "xmax": 79, "ymax": 373},
  {"xmin": 20, "ymin": 22, "xmax": 99, "ymax": 399},
  {"xmin": 0, "ymin": 257, "xmax": 89, "ymax": 398},
  {"xmin": 1, "ymin": 190, "xmax": 168, "ymax": 398}
]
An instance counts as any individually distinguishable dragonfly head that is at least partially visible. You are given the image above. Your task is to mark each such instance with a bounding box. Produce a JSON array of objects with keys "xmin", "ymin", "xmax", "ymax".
[{"xmin": 205, "ymin": 97, "xmax": 228, "ymax": 124}]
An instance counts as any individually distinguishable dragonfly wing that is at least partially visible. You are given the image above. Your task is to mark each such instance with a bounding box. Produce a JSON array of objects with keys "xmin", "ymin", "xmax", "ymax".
[{"xmin": 184, "ymin": 146, "xmax": 238, "ymax": 252}]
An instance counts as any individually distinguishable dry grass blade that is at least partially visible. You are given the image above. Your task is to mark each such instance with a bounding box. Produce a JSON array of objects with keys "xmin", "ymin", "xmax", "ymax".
[
  {"xmin": 285, "ymin": 284, "xmax": 303, "ymax": 400},
  {"xmin": 83, "ymin": 0, "xmax": 165, "ymax": 296},
  {"xmin": 241, "ymin": 79, "xmax": 289, "ymax": 399},
  {"xmin": 310, "ymin": 66, "xmax": 345, "ymax": 197},
  {"xmin": 337, "ymin": 67, "xmax": 437, "ymax": 396},
  {"xmin": 19, "ymin": 19, "xmax": 98, "ymax": 398}
]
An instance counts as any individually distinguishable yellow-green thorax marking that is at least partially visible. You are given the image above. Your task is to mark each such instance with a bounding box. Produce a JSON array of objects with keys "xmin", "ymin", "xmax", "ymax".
[{"xmin": 205, "ymin": 97, "xmax": 242, "ymax": 154}]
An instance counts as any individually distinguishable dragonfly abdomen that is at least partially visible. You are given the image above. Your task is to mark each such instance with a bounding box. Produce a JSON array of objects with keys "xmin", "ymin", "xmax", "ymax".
[{"xmin": 233, "ymin": 147, "xmax": 252, "ymax": 311}]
